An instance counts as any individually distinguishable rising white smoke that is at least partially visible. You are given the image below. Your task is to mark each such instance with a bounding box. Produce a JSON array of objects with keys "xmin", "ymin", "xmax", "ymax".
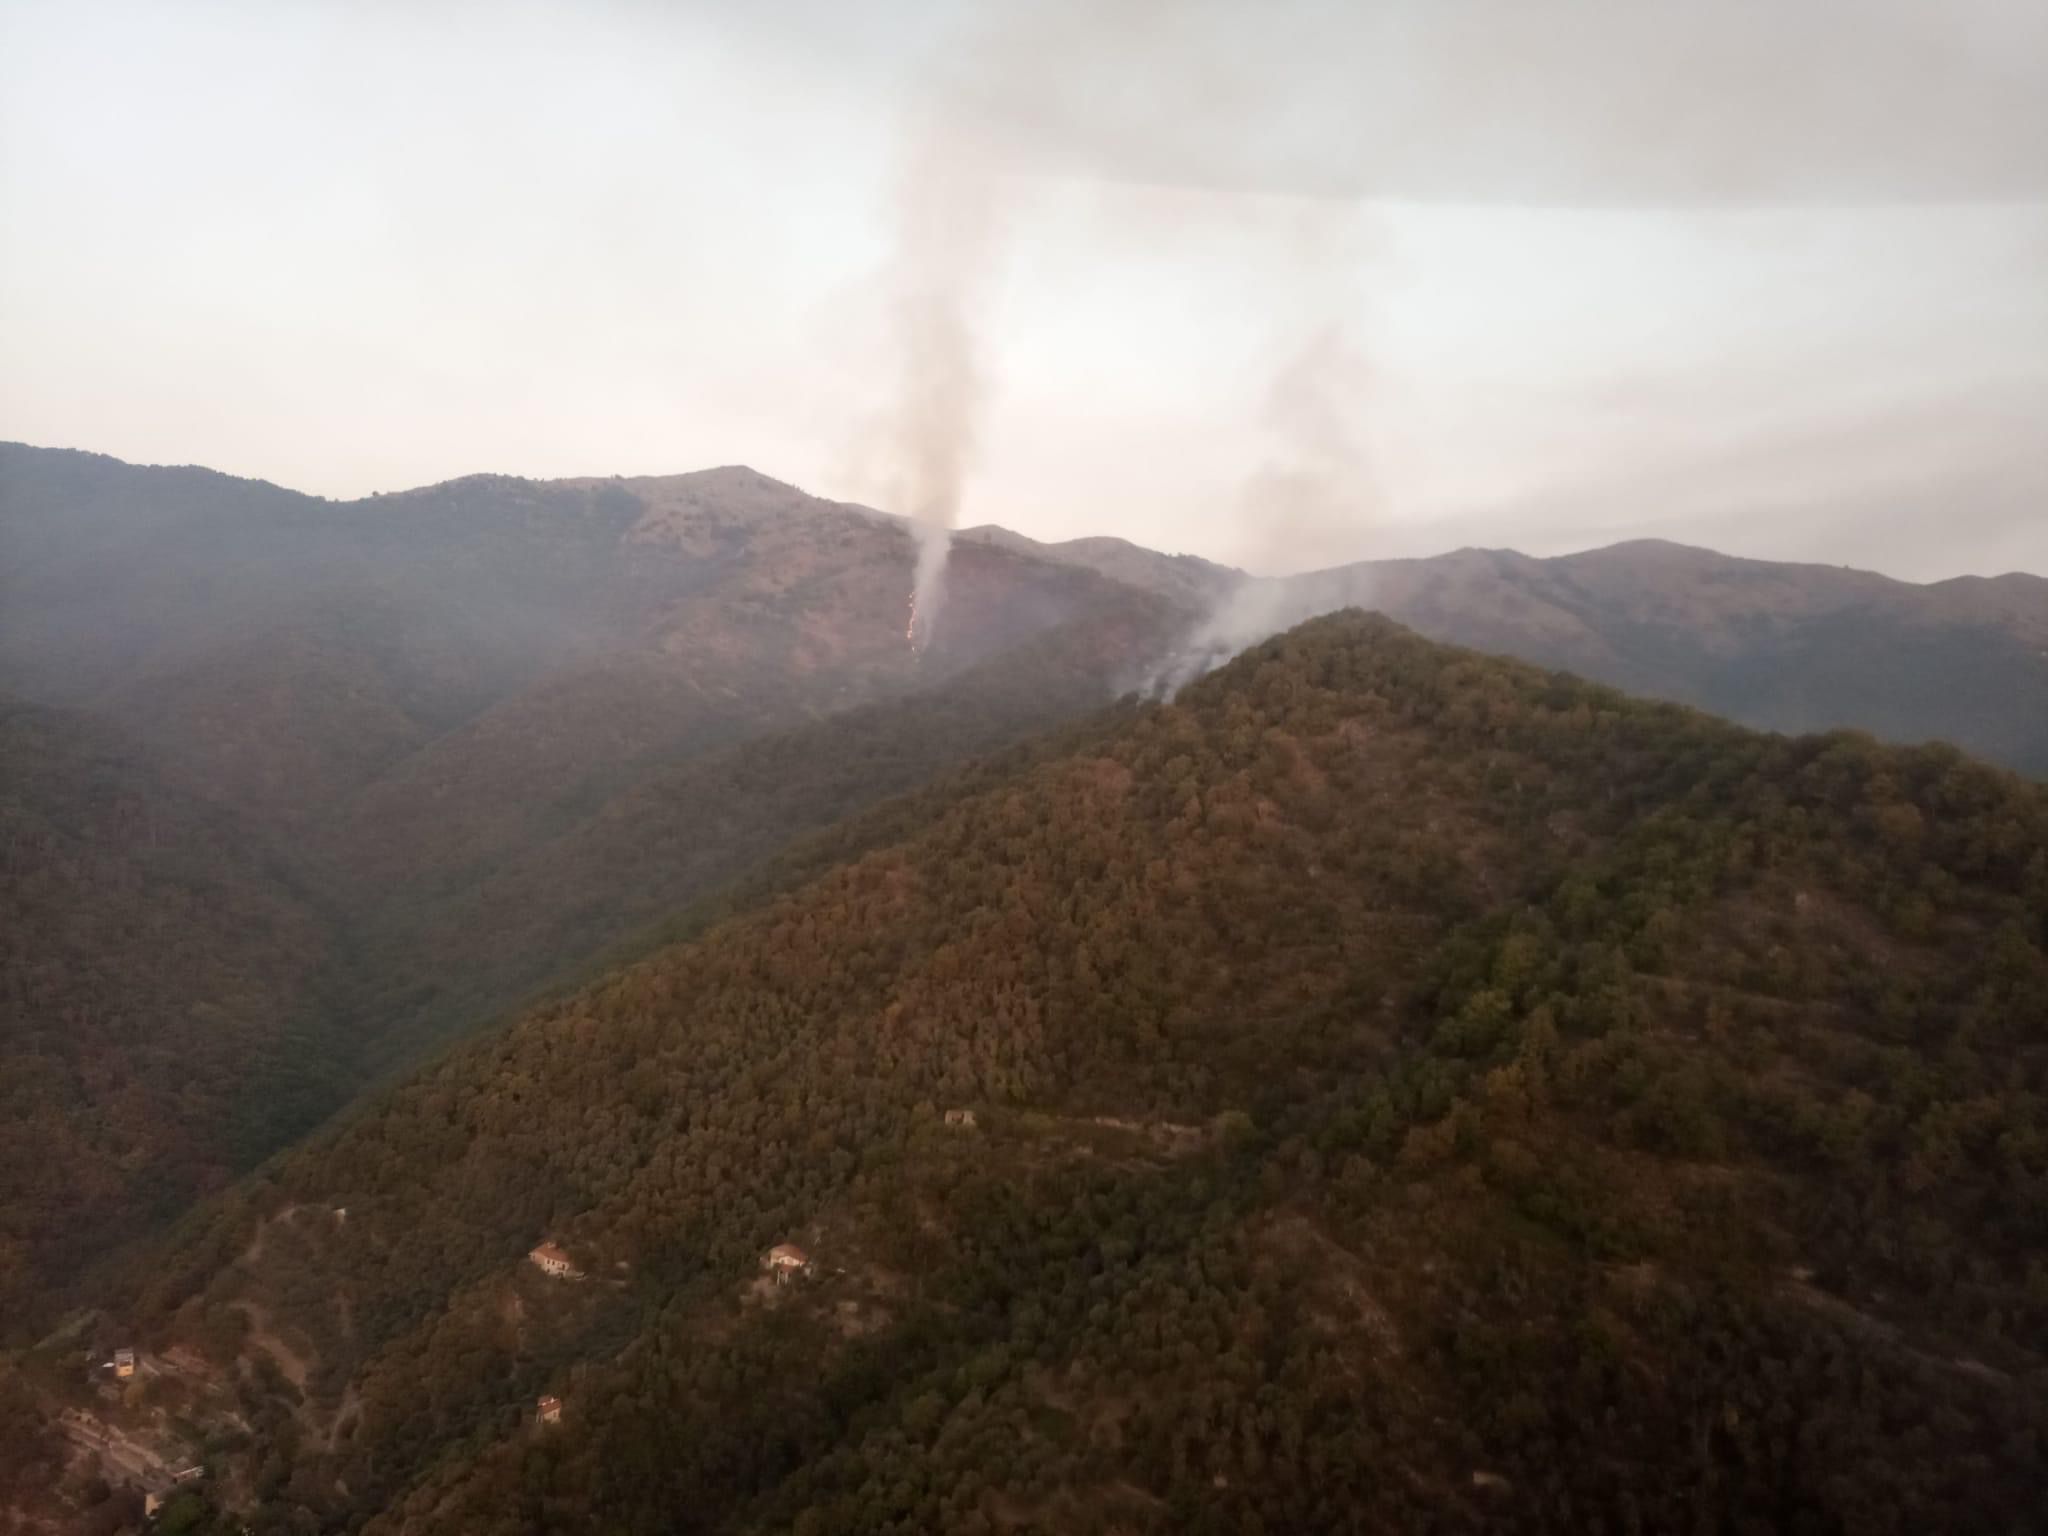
[
  {"xmin": 1241, "ymin": 322, "xmax": 1379, "ymax": 574},
  {"xmin": 1143, "ymin": 210, "xmax": 1385, "ymax": 694},
  {"xmin": 851, "ymin": 0, "xmax": 2043, "ymax": 677},
  {"xmin": 1137, "ymin": 562, "xmax": 1383, "ymax": 699},
  {"xmin": 879, "ymin": 5, "xmax": 1389, "ymax": 663},
  {"xmin": 886, "ymin": 107, "xmax": 1004, "ymax": 653}
]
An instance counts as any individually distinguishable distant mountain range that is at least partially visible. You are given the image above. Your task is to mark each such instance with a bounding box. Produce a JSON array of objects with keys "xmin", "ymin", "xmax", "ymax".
[
  {"xmin": 966, "ymin": 519, "xmax": 2048, "ymax": 778},
  {"xmin": 1, "ymin": 437, "xmax": 2043, "ymax": 1335}
]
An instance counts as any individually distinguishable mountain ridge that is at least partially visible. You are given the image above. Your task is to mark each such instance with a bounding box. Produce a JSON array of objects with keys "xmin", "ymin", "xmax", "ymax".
[
  {"xmin": 4, "ymin": 438, "xmax": 2044, "ymax": 1350},
  {"xmin": 22, "ymin": 441, "xmax": 2043, "ymax": 594},
  {"xmin": 0, "ymin": 442, "xmax": 1185, "ymax": 1334}
]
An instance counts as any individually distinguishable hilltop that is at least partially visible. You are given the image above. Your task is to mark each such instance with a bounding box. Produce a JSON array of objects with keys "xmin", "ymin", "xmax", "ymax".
[{"xmin": 13, "ymin": 612, "xmax": 2041, "ymax": 1533}]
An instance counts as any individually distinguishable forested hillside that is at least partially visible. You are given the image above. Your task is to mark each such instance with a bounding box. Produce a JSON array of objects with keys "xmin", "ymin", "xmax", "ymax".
[
  {"xmin": 0, "ymin": 446, "xmax": 1183, "ymax": 1339},
  {"xmin": 6, "ymin": 442, "xmax": 2044, "ymax": 1528},
  {"xmin": 323, "ymin": 594, "xmax": 1177, "ymax": 1080},
  {"xmin": 0, "ymin": 702, "xmax": 333, "ymax": 1331},
  {"xmin": 16, "ymin": 613, "xmax": 2041, "ymax": 1534},
  {"xmin": 0, "ymin": 617, "xmax": 1173, "ymax": 1343}
]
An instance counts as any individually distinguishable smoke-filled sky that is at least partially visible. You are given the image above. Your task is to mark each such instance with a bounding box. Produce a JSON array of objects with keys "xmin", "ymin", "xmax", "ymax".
[{"xmin": 2, "ymin": 0, "xmax": 2043, "ymax": 580}]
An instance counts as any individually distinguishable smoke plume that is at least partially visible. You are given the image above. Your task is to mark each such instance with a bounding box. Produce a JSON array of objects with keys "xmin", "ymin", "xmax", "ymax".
[
  {"xmin": 886, "ymin": 109, "xmax": 1004, "ymax": 653},
  {"xmin": 1152, "ymin": 212, "xmax": 1384, "ymax": 690},
  {"xmin": 1241, "ymin": 315, "xmax": 1380, "ymax": 574}
]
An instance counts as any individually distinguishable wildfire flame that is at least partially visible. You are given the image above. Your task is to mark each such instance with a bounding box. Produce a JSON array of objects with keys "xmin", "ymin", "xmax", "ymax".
[{"xmin": 905, "ymin": 590, "xmax": 924, "ymax": 655}]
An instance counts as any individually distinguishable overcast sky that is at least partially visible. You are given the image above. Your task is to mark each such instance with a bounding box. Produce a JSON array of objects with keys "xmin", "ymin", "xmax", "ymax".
[{"xmin": 3, "ymin": 0, "xmax": 2043, "ymax": 580}]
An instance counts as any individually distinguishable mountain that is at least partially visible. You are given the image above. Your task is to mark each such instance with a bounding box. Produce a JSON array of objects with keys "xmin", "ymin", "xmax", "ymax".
[
  {"xmin": 1213, "ymin": 539, "xmax": 2048, "ymax": 776},
  {"xmin": 955, "ymin": 525, "xmax": 1242, "ymax": 608},
  {"xmin": 5, "ymin": 439, "xmax": 2043, "ymax": 1352},
  {"xmin": 0, "ymin": 447, "xmax": 1151, "ymax": 834},
  {"xmin": 15, "ymin": 613, "xmax": 2041, "ymax": 1534},
  {"xmin": 953, "ymin": 519, "xmax": 2048, "ymax": 779},
  {"xmin": 0, "ymin": 445, "xmax": 1187, "ymax": 1338}
]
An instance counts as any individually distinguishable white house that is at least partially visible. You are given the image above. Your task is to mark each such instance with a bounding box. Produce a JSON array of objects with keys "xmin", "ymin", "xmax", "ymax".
[{"xmin": 528, "ymin": 1241, "xmax": 581, "ymax": 1279}]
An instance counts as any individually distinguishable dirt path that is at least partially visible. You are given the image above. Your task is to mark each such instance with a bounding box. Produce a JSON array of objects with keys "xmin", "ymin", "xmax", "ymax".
[
  {"xmin": 57, "ymin": 1410, "xmax": 173, "ymax": 1488},
  {"xmin": 322, "ymin": 1382, "xmax": 363, "ymax": 1453},
  {"xmin": 231, "ymin": 1300, "xmax": 311, "ymax": 1392},
  {"xmin": 230, "ymin": 1297, "xmax": 370, "ymax": 1453},
  {"xmin": 237, "ymin": 1202, "xmax": 302, "ymax": 1268}
]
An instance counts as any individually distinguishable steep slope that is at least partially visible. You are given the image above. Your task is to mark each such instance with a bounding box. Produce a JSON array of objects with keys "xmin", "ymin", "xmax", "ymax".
[
  {"xmin": 0, "ymin": 702, "xmax": 334, "ymax": 1332},
  {"xmin": 27, "ymin": 614, "xmax": 2043, "ymax": 1534}
]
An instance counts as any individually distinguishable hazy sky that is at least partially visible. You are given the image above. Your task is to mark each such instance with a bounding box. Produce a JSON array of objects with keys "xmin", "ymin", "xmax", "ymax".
[{"xmin": 3, "ymin": 0, "xmax": 2044, "ymax": 580}]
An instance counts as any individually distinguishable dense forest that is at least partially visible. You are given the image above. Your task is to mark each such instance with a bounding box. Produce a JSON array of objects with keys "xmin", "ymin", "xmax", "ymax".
[
  {"xmin": 6, "ymin": 443, "xmax": 2045, "ymax": 1352},
  {"xmin": 0, "ymin": 599, "xmax": 1168, "ymax": 1340},
  {"xmin": 0, "ymin": 445, "xmax": 1186, "ymax": 1337},
  {"xmin": 0, "ymin": 700, "xmax": 334, "ymax": 1328},
  {"xmin": 322, "ymin": 593, "xmax": 1178, "ymax": 1083},
  {"xmin": 10, "ymin": 612, "xmax": 2041, "ymax": 1533}
]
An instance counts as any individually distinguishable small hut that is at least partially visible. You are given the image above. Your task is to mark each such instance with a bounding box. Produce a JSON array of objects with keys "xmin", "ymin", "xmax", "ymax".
[{"xmin": 761, "ymin": 1243, "xmax": 813, "ymax": 1284}]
